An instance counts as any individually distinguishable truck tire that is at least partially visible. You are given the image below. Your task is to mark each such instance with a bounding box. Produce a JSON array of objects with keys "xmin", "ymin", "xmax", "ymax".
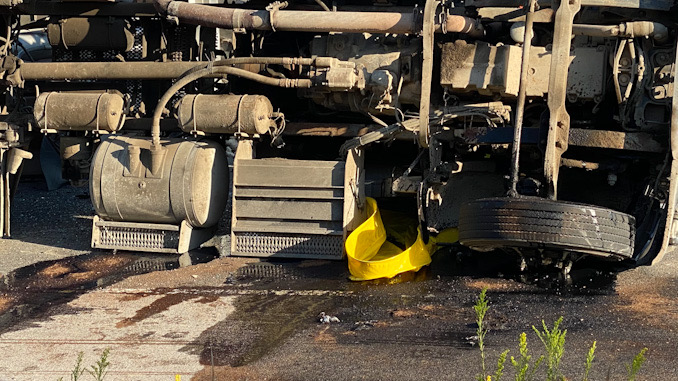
[{"xmin": 458, "ymin": 197, "xmax": 636, "ymax": 258}]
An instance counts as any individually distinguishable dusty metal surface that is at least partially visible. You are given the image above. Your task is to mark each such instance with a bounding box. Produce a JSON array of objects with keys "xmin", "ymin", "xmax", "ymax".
[
  {"xmin": 155, "ymin": 0, "xmax": 483, "ymax": 35},
  {"xmin": 91, "ymin": 136, "xmax": 228, "ymax": 227},
  {"xmin": 508, "ymin": 0, "xmax": 537, "ymax": 197},
  {"xmin": 655, "ymin": 40, "xmax": 678, "ymax": 264},
  {"xmin": 231, "ymin": 144, "xmax": 346, "ymax": 259},
  {"xmin": 177, "ymin": 94, "xmax": 276, "ymax": 135},
  {"xmin": 20, "ymin": 61, "xmax": 208, "ymax": 81},
  {"xmin": 440, "ymin": 42, "xmax": 605, "ymax": 98},
  {"xmin": 418, "ymin": 0, "xmax": 439, "ymax": 148},
  {"xmin": 568, "ymin": 128, "xmax": 664, "ymax": 152},
  {"xmin": 543, "ymin": 0, "xmax": 581, "ymax": 199},
  {"xmin": 46, "ymin": 17, "xmax": 135, "ymax": 51},
  {"xmin": 34, "ymin": 91, "xmax": 126, "ymax": 133}
]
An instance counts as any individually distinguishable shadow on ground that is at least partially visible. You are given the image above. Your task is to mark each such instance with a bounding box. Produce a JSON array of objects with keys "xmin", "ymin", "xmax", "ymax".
[{"xmin": 0, "ymin": 249, "xmax": 218, "ymax": 335}]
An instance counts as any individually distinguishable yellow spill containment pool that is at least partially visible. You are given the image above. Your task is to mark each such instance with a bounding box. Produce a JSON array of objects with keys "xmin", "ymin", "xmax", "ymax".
[{"xmin": 345, "ymin": 197, "xmax": 458, "ymax": 281}]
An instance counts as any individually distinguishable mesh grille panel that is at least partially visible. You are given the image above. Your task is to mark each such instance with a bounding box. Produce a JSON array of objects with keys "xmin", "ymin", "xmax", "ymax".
[
  {"xmin": 78, "ymin": 50, "xmax": 96, "ymax": 61},
  {"xmin": 126, "ymin": 25, "xmax": 145, "ymax": 115},
  {"xmin": 126, "ymin": 26, "xmax": 144, "ymax": 60},
  {"xmin": 54, "ymin": 49, "xmax": 73, "ymax": 62},
  {"xmin": 99, "ymin": 226, "xmax": 180, "ymax": 250},
  {"xmin": 235, "ymin": 232, "xmax": 343, "ymax": 258}
]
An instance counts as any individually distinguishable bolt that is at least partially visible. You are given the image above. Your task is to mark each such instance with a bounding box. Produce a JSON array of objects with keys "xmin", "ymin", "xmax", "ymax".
[
  {"xmin": 654, "ymin": 87, "xmax": 666, "ymax": 98},
  {"xmin": 657, "ymin": 53, "xmax": 669, "ymax": 64},
  {"xmin": 618, "ymin": 74, "xmax": 630, "ymax": 86},
  {"xmin": 607, "ymin": 173, "xmax": 617, "ymax": 186}
]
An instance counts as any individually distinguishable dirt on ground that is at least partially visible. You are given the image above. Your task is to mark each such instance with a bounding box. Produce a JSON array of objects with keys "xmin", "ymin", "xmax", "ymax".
[{"xmin": 2, "ymin": 182, "xmax": 678, "ymax": 380}]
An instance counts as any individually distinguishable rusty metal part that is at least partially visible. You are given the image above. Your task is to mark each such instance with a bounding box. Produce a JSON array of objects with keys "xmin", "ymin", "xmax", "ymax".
[
  {"xmin": 418, "ymin": 0, "xmax": 439, "ymax": 148},
  {"xmin": 478, "ymin": 7, "xmax": 554, "ymax": 22},
  {"xmin": 444, "ymin": 13, "xmax": 485, "ymax": 37},
  {"xmin": 543, "ymin": 0, "xmax": 580, "ymax": 199},
  {"xmin": 572, "ymin": 22, "xmax": 669, "ymax": 43},
  {"xmin": 508, "ymin": 0, "xmax": 536, "ymax": 198},
  {"xmin": 34, "ymin": 91, "xmax": 126, "ymax": 132},
  {"xmin": 21, "ymin": 57, "xmax": 315, "ymax": 81},
  {"xmin": 568, "ymin": 128, "xmax": 663, "ymax": 152},
  {"xmin": 177, "ymin": 94, "xmax": 275, "ymax": 135},
  {"xmin": 91, "ymin": 136, "xmax": 228, "ymax": 228},
  {"xmin": 154, "ymin": 0, "xmax": 484, "ymax": 36},
  {"xmin": 561, "ymin": 158, "xmax": 601, "ymax": 170},
  {"xmin": 47, "ymin": 18, "xmax": 135, "ymax": 51},
  {"xmin": 655, "ymin": 39, "xmax": 678, "ymax": 264},
  {"xmin": 282, "ymin": 123, "xmax": 374, "ymax": 137}
]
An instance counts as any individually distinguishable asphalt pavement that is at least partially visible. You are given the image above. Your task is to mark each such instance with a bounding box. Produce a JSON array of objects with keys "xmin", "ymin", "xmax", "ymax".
[{"xmin": 1, "ymin": 180, "xmax": 677, "ymax": 380}]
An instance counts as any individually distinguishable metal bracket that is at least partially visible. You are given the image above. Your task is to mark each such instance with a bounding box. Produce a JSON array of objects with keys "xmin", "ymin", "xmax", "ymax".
[
  {"xmin": 654, "ymin": 38, "xmax": 678, "ymax": 264},
  {"xmin": 418, "ymin": 0, "xmax": 440, "ymax": 148},
  {"xmin": 543, "ymin": 0, "xmax": 581, "ymax": 199}
]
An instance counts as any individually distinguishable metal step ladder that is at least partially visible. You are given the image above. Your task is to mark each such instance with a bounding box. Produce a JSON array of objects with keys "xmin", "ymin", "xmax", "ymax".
[{"xmin": 230, "ymin": 140, "xmax": 364, "ymax": 259}]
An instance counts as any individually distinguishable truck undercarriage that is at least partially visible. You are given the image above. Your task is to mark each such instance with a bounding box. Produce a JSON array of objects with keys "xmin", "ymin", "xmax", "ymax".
[{"xmin": 0, "ymin": 0, "xmax": 676, "ymax": 273}]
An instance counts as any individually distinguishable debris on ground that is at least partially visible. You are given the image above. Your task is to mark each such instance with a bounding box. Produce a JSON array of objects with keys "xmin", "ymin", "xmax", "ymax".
[
  {"xmin": 464, "ymin": 335, "xmax": 480, "ymax": 347},
  {"xmin": 352, "ymin": 320, "xmax": 379, "ymax": 331},
  {"xmin": 318, "ymin": 312, "xmax": 340, "ymax": 324}
]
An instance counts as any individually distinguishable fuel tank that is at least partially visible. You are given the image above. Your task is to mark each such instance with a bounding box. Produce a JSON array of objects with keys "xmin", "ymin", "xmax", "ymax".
[{"xmin": 90, "ymin": 136, "xmax": 228, "ymax": 228}]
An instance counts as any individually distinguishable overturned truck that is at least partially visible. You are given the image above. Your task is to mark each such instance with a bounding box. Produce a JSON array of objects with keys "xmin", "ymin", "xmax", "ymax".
[{"xmin": 0, "ymin": 0, "xmax": 676, "ymax": 270}]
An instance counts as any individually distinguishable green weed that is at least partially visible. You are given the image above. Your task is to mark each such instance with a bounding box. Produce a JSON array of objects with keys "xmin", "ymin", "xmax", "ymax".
[
  {"xmin": 532, "ymin": 317, "xmax": 566, "ymax": 381},
  {"xmin": 474, "ymin": 288, "xmax": 490, "ymax": 381},
  {"xmin": 582, "ymin": 341, "xmax": 596, "ymax": 381},
  {"xmin": 472, "ymin": 290, "xmax": 648, "ymax": 381},
  {"xmin": 493, "ymin": 349, "xmax": 510, "ymax": 381},
  {"xmin": 58, "ymin": 349, "xmax": 111, "ymax": 381},
  {"xmin": 87, "ymin": 348, "xmax": 111, "ymax": 381},
  {"xmin": 625, "ymin": 347, "xmax": 648, "ymax": 381},
  {"xmin": 510, "ymin": 332, "xmax": 543, "ymax": 381}
]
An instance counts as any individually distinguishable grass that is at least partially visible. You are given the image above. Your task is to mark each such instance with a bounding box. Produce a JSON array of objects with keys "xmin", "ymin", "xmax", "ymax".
[
  {"xmin": 58, "ymin": 349, "xmax": 111, "ymax": 381},
  {"xmin": 510, "ymin": 332, "xmax": 543, "ymax": 381},
  {"xmin": 475, "ymin": 288, "xmax": 490, "ymax": 381},
  {"xmin": 626, "ymin": 347, "xmax": 647, "ymax": 381},
  {"xmin": 532, "ymin": 317, "xmax": 566, "ymax": 381},
  {"xmin": 473, "ymin": 288, "xmax": 648, "ymax": 381},
  {"xmin": 582, "ymin": 341, "xmax": 596, "ymax": 381}
]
